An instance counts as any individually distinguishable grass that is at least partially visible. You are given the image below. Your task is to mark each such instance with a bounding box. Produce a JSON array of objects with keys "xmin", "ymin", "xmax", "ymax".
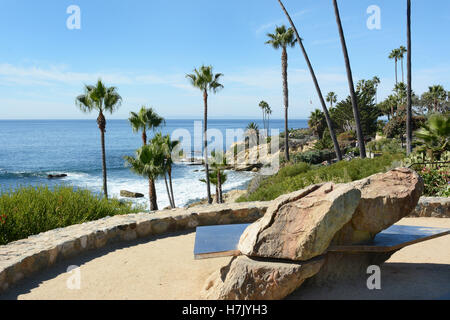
[
  {"xmin": 237, "ymin": 153, "xmax": 405, "ymax": 202},
  {"xmin": 0, "ymin": 185, "xmax": 145, "ymax": 245}
]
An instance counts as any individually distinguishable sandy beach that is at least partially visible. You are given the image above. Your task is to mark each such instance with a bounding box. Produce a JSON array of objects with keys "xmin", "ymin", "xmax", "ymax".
[{"xmin": 2, "ymin": 217, "xmax": 449, "ymax": 300}]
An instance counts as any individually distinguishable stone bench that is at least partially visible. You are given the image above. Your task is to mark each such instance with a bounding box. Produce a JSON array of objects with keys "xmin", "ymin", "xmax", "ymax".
[{"xmin": 194, "ymin": 223, "xmax": 450, "ymax": 258}]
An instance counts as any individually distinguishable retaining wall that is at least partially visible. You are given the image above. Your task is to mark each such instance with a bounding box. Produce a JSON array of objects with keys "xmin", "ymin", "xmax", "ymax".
[{"xmin": 0, "ymin": 202, "xmax": 269, "ymax": 295}]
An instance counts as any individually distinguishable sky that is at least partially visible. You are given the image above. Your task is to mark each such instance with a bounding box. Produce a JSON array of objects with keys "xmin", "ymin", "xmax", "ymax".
[{"xmin": 0, "ymin": 0, "xmax": 449, "ymax": 120}]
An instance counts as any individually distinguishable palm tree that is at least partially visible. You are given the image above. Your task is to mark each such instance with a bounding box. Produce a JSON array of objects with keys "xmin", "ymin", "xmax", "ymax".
[
  {"xmin": 128, "ymin": 106, "xmax": 165, "ymax": 146},
  {"xmin": 76, "ymin": 79, "xmax": 122, "ymax": 198},
  {"xmin": 389, "ymin": 48, "xmax": 401, "ymax": 86},
  {"xmin": 399, "ymin": 46, "xmax": 407, "ymax": 83},
  {"xmin": 308, "ymin": 109, "xmax": 326, "ymax": 139},
  {"xmin": 266, "ymin": 25, "xmax": 297, "ymax": 162},
  {"xmin": 200, "ymin": 165, "xmax": 228, "ymax": 204},
  {"xmin": 259, "ymin": 100, "xmax": 269, "ymax": 136},
  {"xmin": 265, "ymin": 104, "xmax": 272, "ymax": 139},
  {"xmin": 186, "ymin": 65, "xmax": 224, "ymax": 204},
  {"xmin": 124, "ymin": 143, "xmax": 165, "ymax": 211},
  {"xmin": 326, "ymin": 92, "xmax": 337, "ymax": 109},
  {"xmin": 422, "ymin": 85, "xmax": 448, "ymax": 113},
  {"xmin": 128, "ymin": 107, "xmax": 165, "ymax": 206},
  {"xmin": 161, "ymin": 134, "xmax": 180, "ymax": 208},
  {"xmin": 415, "ymin": 114, "xmax": 450, "ymax": 160},
  {"xmin": 406, "ymin": 0, "xmax": 413, "ymax": 155},
  {"xmin": 332, "ymin": 0, "xmax": 367, "ymax": 159},
  {"xmin": 277, "ymin": 0, "xmax": 342, "ymax": 161},
  {"xmin": 246, "ymin": 122, "xmax": 260, "ymax": 161}
]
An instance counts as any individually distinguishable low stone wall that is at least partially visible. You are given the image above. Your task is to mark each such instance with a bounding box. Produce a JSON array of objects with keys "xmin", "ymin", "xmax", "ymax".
[
  {"xmin": 409, "ymin": 197, "xmax": 450, "ymax": 218},
  {"xmin": 0, "ymin": 201, "xmax": 269, "ymax": 295}
]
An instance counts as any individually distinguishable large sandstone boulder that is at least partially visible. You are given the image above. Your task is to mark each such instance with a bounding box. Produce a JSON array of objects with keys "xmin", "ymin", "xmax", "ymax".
[
  {"xmin": 332, "ymin": 168, "xmax": 424, "ymax": 245},
  {"xmin": 203, "ymin": 168, "xmax": 424, "ymax": 300},
  {"xmin": 201, "ymin": 255, "xmax": 324, "ymax": 300},
  {"xmin": 238, "ymin": 183, "xmax": 361, "ymax": 261}
]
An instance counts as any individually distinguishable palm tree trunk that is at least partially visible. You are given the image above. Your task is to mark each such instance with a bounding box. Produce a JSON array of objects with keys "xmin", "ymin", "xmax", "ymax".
[
  {"xmin": 332, "ymin": 0, "xmax": 366, "ymax": 159},
  {"xmin": 401, "ymin": 58, "xmax": 404, "ymax": 83},
  {"xmin": 149, "ymin": 178, "xmax": 158, "ymax": 211},
  {"xmin": 406, "ymin": 0, "xmax": 413, "ymax": 155},
  {"xmin": 164, "ymin": 173, "xmax": 173, "ymax": 208},
  {"xmin": 168, "ymin": 167, "xmax": 176, "ymax": 208},
  {"xmin": 395, "ymin": 59, "xmax": 398, "ymax": 85},
  {"xmin": 142, "ymin": 129, "xmax": 147, "ymax": 146},
  {"xmin": 97, "ymin": 111, "xmax": 108, "ymax": 198},
  {"xmin": 282, "ymin": 47, "xmax": 290, "ymax": 162},
  {"xmin": 217, "ymin": 170, "xmax": 222, "ymax": 204},
  {"xmin": 278, "ymin": 0, "xmax": 342, "ymax": 161},
  {"xmin": 203, "ymin": 90, "xmax": 212, "ymax": 204},
  {"xmin": 215, "ymin": 185, "xmax": 219, "ymax": 204}
]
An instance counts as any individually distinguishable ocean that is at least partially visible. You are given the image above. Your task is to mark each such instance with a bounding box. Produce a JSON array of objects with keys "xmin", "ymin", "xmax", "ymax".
[{"xmin": 0, "ymin": 119, "xmax": 308, "ymax": 209}]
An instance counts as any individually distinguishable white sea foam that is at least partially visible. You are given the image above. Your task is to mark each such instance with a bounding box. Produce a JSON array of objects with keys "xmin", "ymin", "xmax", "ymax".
[{"xmin": 64, "ymin": 166, "xmax": 254, "ymax": 210}]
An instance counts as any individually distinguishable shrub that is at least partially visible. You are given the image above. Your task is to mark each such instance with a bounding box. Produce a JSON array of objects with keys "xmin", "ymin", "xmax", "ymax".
[
  {"xmin": 238, "ymin": 153, "xmax": 404, "ymax": 202},
  {"xmin": 419, "ymin": 166, "xmax": 450, "ymax": 197},
  {"xmin": 293, "ymin": 150, "xmax": 335, "ymax": 165},
  {"xmin": 367, "ymin": 138, "xmax": 404, "ymax": 155},
  {"xmin": 0, "ymin": 185, "xmax": 144, "ymax": 245},
  {"xmin": 337, "ymin": 131, "xmax": 356, "ymax": 148},
  {"xmin": 402, "ymin": 151, "xmax": 450, "ymax": 197}
]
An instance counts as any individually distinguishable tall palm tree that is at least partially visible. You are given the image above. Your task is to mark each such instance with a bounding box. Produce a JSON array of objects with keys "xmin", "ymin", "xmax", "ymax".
[
  {"xmin": 422, "ymin": 85, "xmax": 448, "ymax": 113},
  {"xmin": 128, "ymin": 107, "xmax": 165, "ymax": 206},
  {"xmin": 326, "ymin": 92, "xmax": 337, "ymax": 109},
  {"xmin": 124, "ymin": 143, "xmax": 165, "ymax": 211},
  {"xmin": 332, "ymin": 0, "xmax": 367, "ymax": 159},
  {"xmin": 76, "ymin": 79, "xmax": 122, "ymax": 198},
  {"xmin": 370, "ymin": 76, "xmax": 381, "ymax": 104},
  {"xmin": 266, "ymin": 104, "xmax": 273, "ymax": 139},
  {"xmin": 186, "ymin": 65, "xmax": 224, "ymax": 204},
  {"xmin": 277, "ymin": 0, "xmax": 342, "ymax": 161},
  {"xmin": 399, "ymin": 46, "xmax": 407, "ymax": 83},
  {"xmin": 161, "ymin": 134, "xmax": 180, "ymax": 208},
  {"xmin": 406, "ymin": 1, "xmax": 413, "ymax": 155},
  {"xmin": 266, "ymin": 25, "xmax": 297, "ymax": 162},
  {"xmin": 389, "ymin": 48, "xmax": 401, "ymax": 86},
  {"xmin": 128, "ymin": 106, "xmax": 165, "ymax": 146},
  {"xmin": 259, "ymin": 100, "xmax": 269, "ymax": 136}
]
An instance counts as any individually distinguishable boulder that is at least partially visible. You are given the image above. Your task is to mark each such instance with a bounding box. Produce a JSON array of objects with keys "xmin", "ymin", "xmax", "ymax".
[
  {"xmin": 332, "ymin": 168, "xmax": 424, "ymax": 245},
  {"xmin": 201, "ymin": 255, "xmax": 324, "ymax": 300},
  {"xmin": 238, "ymin": 183, "xmax": 361, "ymax": 261},
  {"xmin": 47, "ymin": 174, "xmax": 67, "ymax": 179},
  {"xmin": 120, "ymin": 190, "xmax": 145, "ymax": 198}
]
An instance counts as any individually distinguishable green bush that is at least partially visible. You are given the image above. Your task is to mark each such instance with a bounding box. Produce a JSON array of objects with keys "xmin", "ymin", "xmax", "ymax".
[
  {"xmin": 418, "ymin": 166, "xmax": 449, "ymax": 197},
  {"xmin": 367, "ymin": 138, "xmax": 404, "ymax": 155},
  {"xmin": 293, "ymin": 149, "xmax": 335, "ymax": 165},
  {"xmin": 237, "ymin": 153, "xmax": 404, "ymax": 202},
  {"xmin": 0, "ymin": 185, "xmax": 144, "ymax": 245}
]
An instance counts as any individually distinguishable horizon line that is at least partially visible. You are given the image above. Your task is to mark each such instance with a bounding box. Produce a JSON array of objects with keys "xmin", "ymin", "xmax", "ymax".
[{"xmin": 0, "ymin": 118, "xmax": 309, "ymax": 121}]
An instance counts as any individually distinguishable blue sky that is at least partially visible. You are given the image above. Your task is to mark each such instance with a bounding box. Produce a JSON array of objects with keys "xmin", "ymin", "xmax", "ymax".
[{"xmin": 0, "ymin": 0, "xmax": 449, "ymax": 120}]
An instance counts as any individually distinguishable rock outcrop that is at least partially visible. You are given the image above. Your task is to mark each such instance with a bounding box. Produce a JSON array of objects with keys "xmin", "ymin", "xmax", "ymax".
[
  {"xmin": 238, "ymin": 183, "xmax": 361, "ymax": 261},
  {"xmin": 120, "ymin": 190, "xmax": 145, "ymax": 198},
  {"xmin": 332, "ymin": 168, "xmax": 424, "ymax": 245},
  {"xmin": 409, "ymin": 197, "xmax": 450, "ymax": 218},
  {"xmin": 204, "ymin": 168, "xmax": 424, "ymax": 300}
]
